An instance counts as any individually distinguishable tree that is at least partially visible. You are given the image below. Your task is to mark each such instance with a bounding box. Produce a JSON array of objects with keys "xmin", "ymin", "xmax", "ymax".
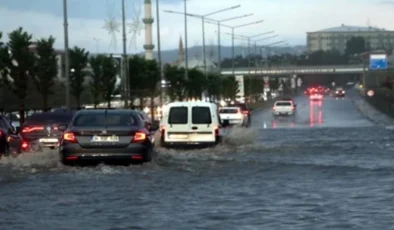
[
  {"xmin": 221, "ymin": 76, "xmax": 239, "ymax": 100},
  {"xmin": 163, "ymin": 65, "xmax": 186, "ymax": 101},
  {"xmin": 3, "ymin": 27, "xmax": 36, "ymax": 124},
  {"xmin": 88, "ymin": 55, "xmax": 104, "ymax": 108},
  {"xmin": 100, "ymin": 55, "xmax": 118, "ymax": 108},
  {"xmin": 186, "ymin": 68, "xmax": 206, "ymax": 99},
  {"xmin": 128, "ymin": 55, "xmax": 147, "ymax": 109},
  {"xmin": 144, "ymin": 60, "xmax": 160, "ymax": 120},
  {"xmin": 206, "ymin": 73, "xmax": 222, "ymax": 100},
  {"xmin": 345, "ymin": 36, "xmax": 367, "ymax": 56},
  {"xmin": 69, "ymin": 46, "xmax": 89, "ymax": 108},
  {"xmin": 33, "ymin": 36, "xmax": 58, "ymax": 111}
]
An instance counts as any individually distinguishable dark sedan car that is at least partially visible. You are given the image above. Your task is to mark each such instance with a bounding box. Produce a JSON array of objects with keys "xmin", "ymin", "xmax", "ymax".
[
  {"xmin": 0, "ymin": 115, "xmax": 26, "ymax": 156},
  {"xmin": 58, "ymin": 109, "xmax": 158, "ymax": 165},
  {"xmin": 20, "ymin": 111, "xmax": 74, "ymax": 149}
]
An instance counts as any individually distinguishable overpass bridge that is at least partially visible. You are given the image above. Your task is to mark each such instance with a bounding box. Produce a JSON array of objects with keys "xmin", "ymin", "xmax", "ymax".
[{"xmin": 220, "ymin": 65, "xmax": 369, "ymax": 76}]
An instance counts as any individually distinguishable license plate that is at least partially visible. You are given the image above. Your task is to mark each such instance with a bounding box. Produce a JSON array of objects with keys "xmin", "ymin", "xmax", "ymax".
[
  {"xmin": 169, "ymin": 134, "xmax": 188, "ymax": 139},
  {"xmin": 230, "ymin": 120, "xmax": 239, "ymax": 124},
  {"xmin": 39, "ymin": 138, "xmax": 58, "ymax": 143},
  {"xmin": 91, "ymin": 135, "xmax": 119, "ymax": 142}
]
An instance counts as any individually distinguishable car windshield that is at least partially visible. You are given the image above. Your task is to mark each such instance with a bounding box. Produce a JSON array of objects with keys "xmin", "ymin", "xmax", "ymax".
[{"xmin": 73, "ymin": 113, "xmax": 137, "ymax": 127}]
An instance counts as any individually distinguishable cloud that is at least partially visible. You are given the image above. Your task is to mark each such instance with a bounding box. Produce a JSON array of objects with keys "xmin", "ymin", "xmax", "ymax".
[{"xmin": 0, "ymin": 0, "xmax": 393, "ymax": 54}]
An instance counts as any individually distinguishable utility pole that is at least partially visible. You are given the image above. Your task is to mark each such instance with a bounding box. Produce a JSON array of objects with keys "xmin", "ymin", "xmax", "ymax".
[
  {"xmin": 121, "ymin": 0, "xmax": 128, "ymax": 108},
  {"xmin": 183, "ymin": 0, "xmax": 188, "ymax": 80},
  {"xmin": 156, "ymin": 0, "xmax": 165, "ymax": 106},
  {"xmin": 63, "ymin": 0, "xmax": 71, "ymax": 109}
]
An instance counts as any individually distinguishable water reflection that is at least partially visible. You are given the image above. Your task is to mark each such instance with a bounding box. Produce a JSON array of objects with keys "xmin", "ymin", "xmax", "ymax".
[
  {"xmin": 310, "ymin": 100, "xmax": 323, "ymax": 126},
  {"xmin": 272, "ymin": 119, "xmax": 294, "ymax": 129}
]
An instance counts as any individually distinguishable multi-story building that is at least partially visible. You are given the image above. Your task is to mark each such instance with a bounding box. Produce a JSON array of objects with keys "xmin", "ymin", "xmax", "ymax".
[{"xmin": 307, "ymin": 24, "xmax": 394, "ymax": 53}]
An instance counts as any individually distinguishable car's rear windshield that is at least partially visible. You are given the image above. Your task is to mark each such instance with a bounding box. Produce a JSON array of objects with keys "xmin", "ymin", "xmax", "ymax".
[
  {"xmin": 275, "ymin": 102, "xmax": 292, "ymax": 106},
  {"xmin": 26, "ymin": 112, "xmax": 74, "ymax": 124},
  {"xmin": 168, "ymin": 107, "xmax": 188, "ymax": 124},
  {"xmin": 233, "ymin": 104, "xmax": 248, "ymax": 110},
  {"xmin": 72, "ymin": 113, "xmax": 138, "ymax": 126},
  {"xmin": 219, "ymin": 108, "xmax": 239, "ymax": 114},
  {"xmin": 192, "ymin": 106, "xmax": 211, "ymax": 124}
]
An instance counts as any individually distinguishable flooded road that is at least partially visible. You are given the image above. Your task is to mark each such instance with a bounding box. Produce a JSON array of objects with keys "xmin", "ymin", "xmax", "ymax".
[{"xmin": 1, "ymin": 91, "xmax": 394, "ymax": 230}]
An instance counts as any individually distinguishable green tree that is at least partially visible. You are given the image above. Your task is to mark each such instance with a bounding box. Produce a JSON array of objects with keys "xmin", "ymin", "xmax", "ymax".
[
  {"xmin": 69, "ymin": 46, "xmax": 89, "ymax": 108},
  {"xmin": 33, "ymin": 36, "xmax": 58, "ymax": 111},
  {"xmin": 88, "ymin": 55, "xmax": 104, "ymax": 108},
  {"xmin": 345, "ymin": 36, "xmax": 367, "ymax": 56},
  {"xmin": 144, "ymin": 59, "xmax": 160, "ymax": 120},
  {"xmin": 128, "ymin": 55, "xmax": 146, "ymax": 109},
  {"xmin": 206, "ymin": 73, "xmax": 222, "ymax": 100},
  {"xmin": 3, "ymin": 27, "xmax": 36, "ymax": 124},
  {"xmin": 101, "ymin": 54, "xmax": 118, "ymax": 108},
  {"xmin": 221, "ymin": 76, "xmax": 239, "ymax": 100},
  {"xmin": 163, "ymin": 65, "xmax": 186, "ymax": 101},
  {"xmin": 186, "ymin": 68, "xmax": 206, "ymax": 99}
]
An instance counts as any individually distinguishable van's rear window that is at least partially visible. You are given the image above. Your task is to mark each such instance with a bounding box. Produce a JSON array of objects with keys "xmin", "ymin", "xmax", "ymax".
[
  {"xmin": 168, "ymin": 107, "xmax": 188, "ymax": 124},
  {"xmin": 192, "ymin": 107, "xmax": 211, "ymax": 124}
]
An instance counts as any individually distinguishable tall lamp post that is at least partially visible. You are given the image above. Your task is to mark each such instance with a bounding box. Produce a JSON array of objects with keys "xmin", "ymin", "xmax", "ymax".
[
  {"xmin": 164, "ymin": 5, "xmax": 241, "ymax": 75},
  {"xmin": 156, "ymin": 0, "xmax": 165, "ymax": 106},
  {"xmin": 121, "ymin": 0, "xmax": 129, "ymax": 108},
  {"xmin": 204, "ymin": 14, "xmax": 253, "ymax": 73},
  {"xmin": 206, "ymin": 20, "xmax": 264, "ymax": 76},
  {"xmin": 62, "ymin": 0, "xmax": 71, "ymax": 109}
]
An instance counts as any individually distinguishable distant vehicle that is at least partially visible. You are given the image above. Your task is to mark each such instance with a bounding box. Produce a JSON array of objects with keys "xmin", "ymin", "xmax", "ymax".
[
  {"xmin": 310, "ymin": 93, "xmax": 323, "ymax": 101},
  {"xmin": 20, "ymin": 111, "xmax": 75, "ymax": 149},
  {"xmin": 272, "ymin": 101, "xmax": 295, "ymax": 116},
  {"xmin": 0, "ymin": 115, "xmax": 26, "ymax": 156},
  {"xmin": 232, "ymin": 103, "xmax": 252, "ymax": 126},
  {"xmin": 280, "ymin": 97, "xmax": 296, "ymax": 108},
  {"xmin": 58, "ymin": 109, "xmax": 157, "ymax": 165},
  {"xmin": 335, "ymin": 87, "xmax": 345, "ymax": 97},
  {"xmin": 219, "ymin": 107, "xmax": 249, "ymax": 127},
  {"xmin": 159, "ymin": 101, "xmax": 225, "ymax": 148}
]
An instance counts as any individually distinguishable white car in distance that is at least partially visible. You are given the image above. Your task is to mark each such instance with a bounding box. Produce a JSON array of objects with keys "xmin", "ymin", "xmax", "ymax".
[
  {"xmin": 272, "ymin": 101, "xmax": 295, "ymax": 116},
  {"xmin": 219, "ymin": 107, "xmax": 249, "ymax": 127}
]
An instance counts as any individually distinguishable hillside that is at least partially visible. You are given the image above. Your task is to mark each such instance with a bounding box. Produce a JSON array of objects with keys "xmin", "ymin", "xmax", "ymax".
[{"xmin": 138, "ymin": 45, "xmax": 307, "ymax": 64}]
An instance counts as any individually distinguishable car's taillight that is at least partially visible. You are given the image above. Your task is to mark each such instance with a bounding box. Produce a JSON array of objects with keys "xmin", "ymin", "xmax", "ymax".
[
  {"xmin": 63, "ymin": 132, "xmax": 77, "ymax": 143},
  {"xmin": 272, "ymin": 107, "xmax": 275, "ymax": 110},
  {"xmin": 291, "ymin": 106, "xmax": 295, "ymax": 110},
  {"xmin": 242, "ymin": 111, "xmax": 248, "ymax": 114},
  {"xmin": 132, "ymin": 131, "xmax": 146, "ymax": 142},
  {"xmin": 21, "ymin": 141, "xmax": 28, "ymax": 150},
  {"xmin": 0, "ymin": 130, "xmax": 2, "ymax": 137},
  {"xmin": 22, "ymin": 126, "xmax": 44, "ymax": 133}
]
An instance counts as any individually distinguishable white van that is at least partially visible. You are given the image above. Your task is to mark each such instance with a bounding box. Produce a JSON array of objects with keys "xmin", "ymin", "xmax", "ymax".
[{"xmin": 159, "ymin": 101, "xmax": 224, "ymax": 148}]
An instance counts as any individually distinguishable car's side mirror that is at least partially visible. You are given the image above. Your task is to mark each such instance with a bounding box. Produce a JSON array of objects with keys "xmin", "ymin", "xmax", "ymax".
[
  {"xmin": 222, "ymin": 120, "xmax": 230, "ymax": 127},
  {"xmin": 58, "ymin": 124, "xmax": 68, "ymax": 132}
]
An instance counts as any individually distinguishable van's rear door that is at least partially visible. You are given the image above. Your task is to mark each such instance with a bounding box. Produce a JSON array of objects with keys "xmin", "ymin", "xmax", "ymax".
[
  {"xmin": 165, "ymin": 106, "xmax": 190, "ymax": 141},
  {"xmin": 189, "ymin": 106, "xmax": 215, "ymax": 142}
]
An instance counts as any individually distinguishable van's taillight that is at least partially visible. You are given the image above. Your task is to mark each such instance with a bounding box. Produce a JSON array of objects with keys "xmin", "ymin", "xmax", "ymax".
[
  {"xmin": 242, "ymin": 111, "xmax": 249, "ymax": 114},
  {"xmin": 22, "ymin": 126, "xmax": 44, "ymax": 133},
  {"xmin": 214, "ymin": 127, "xmax": 219, "ymax": 136},
  {"xmin": 160, "ymin": 125, "xmax": 165, "ymax": 137},
  {"xmin": 63, "ymin": 132, "xmax": 77, "ymax": 143}
]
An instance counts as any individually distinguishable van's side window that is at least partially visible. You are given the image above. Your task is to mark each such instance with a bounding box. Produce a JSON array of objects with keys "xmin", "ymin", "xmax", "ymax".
[
  {"xmin": 168, "ymin": 107, "xmax": 188, "ymax": 124},
  {"xmin": 192, "ymin": 106, "xmax": 212, "ymax": 124}
]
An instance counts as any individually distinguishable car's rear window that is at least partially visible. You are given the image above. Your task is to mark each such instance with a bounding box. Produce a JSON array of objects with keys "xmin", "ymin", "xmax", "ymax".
[
  {"xmin": 192, "ymin": 106, "xmax": 211, "ymax": 124},
  {"xmin": 219, "ymin": 108, "xmax": 239, "ymax": 114},
  {"xmin": 26, "ymin": 112, "xmax": 74, "ymax": 124},
  {"xmin": 168, "ymin": 107, "xmax": 188, "ymax": 124},
  {"xmin": 73, "ymin": 113, "xmax": 138, "ymax": 126},
  {"xmin": 275, "ymin": 102, "xmax": 292, "ymax": 106}
]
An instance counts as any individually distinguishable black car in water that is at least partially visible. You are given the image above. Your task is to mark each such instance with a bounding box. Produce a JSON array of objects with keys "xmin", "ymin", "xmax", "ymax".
[
  {"xmin": 20, "ymin": 111, "xmax": 75, "ymax": 149},
  {"xmin": 335, "ymin": 87, "xmax": 345, "ymax": 98},
  {"xmin": 0, "ymin": 115, "xmax": 26, "ymax": 156},
  {"xmin": 58, "ymin": 109, "xmax": 158, "ymax": 165}
]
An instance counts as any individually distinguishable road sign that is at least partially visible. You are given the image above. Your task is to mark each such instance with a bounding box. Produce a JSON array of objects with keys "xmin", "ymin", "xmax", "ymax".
[{"xmin": 369, "ymin": 54, "xmax": 387, "ymax": 70}]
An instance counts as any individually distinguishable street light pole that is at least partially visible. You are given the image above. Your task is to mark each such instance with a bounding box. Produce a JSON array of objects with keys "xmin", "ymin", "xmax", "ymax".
[
  {"xmin": 156, "ymin": 0, "xmax": 165, "ymax": 106},
  {"xmin": 164, "ymin": 5, "xmax": 241, "ymax": 75},
  {"xmin": 63, "ymin": 0, "xmax": 71, "ymax": 109},
  {"xmin": 121, "ymin": 0, "xmax": 128, "ymax": 108},
  {"xmin": 183, "ymin": 0, "xmax": 188, "ymax": 80}
]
